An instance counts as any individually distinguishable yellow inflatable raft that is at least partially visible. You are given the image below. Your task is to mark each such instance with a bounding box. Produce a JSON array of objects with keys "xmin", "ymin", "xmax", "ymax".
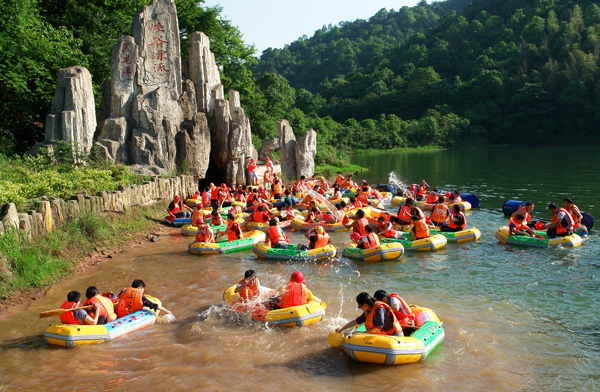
[
  {"xmin": 222, "ymin": 286, "xmax": 326, "ymax": 327},
  {"xmin": 342, "ymin": 241, "xmax": 404, "ymax": 262},
  {"xmin": 189, "ymin": 230, "xmax": 265, "ymax": 255},
  {"xmin": 495, "ymin": 227, "xmax": 582, "ymax": 248},
  {"xmin": 382, "ymin": 234, "xmax": 448, "ymax": 251},
  {"xmin": 252, "ymin": 242, "xmax": 337, "ymax": 261}
]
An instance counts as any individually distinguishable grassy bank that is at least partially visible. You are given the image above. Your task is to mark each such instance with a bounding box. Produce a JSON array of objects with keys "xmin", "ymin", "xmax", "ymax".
[
  {"xmin": 352, "ymin": 146, "xmax": 444, "ymax": 155},
  {"xmin": 0, "ymin": 203, "xmax": 165, "ymax": 300}
]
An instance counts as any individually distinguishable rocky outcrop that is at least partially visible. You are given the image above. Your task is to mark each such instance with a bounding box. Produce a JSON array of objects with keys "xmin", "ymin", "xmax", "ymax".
[
  {"xmin": 295, "ymin": 128, "xmax": 317, "ymax": 178},
  {"xmin": 188, "ymin": 32, "xmax": 223, "ymax": 114},
  {"xmin": 277, "ymin": 120, "xmax": 297, "ymax": 178},
  {"xmin": 258, "ymin": 137, "xmax": 280, "ymax": 160}
]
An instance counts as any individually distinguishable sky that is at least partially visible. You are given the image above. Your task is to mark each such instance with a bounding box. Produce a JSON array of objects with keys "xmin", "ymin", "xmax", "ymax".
[{"xmin": 203, "ymin": 0, "xmax": 422, "ymax": 56}]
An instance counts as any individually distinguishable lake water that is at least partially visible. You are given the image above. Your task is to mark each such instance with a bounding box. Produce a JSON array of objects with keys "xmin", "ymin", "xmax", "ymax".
[{"xmin": 0, "ymin": 146, "xmax": 598, "ymax": 391}]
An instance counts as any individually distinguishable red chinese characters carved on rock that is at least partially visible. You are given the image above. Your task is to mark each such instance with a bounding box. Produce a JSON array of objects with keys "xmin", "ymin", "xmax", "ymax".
[
  {"xmin": 148, "ymin": 36, "xmax": 167, "ymax": 48},
  {"xmin": 152, "ymin": 50, "xmax": 167, "ymax": 60},
  {"xmin": 153, "ymin": 63, "xmax": 170, "ymax": 73},
  {"xmin": 122, "ymin": 55, "xmax": 131, "ymax": 64},
  {"xmin": 123, "ymin": 66, "xmax": 132, "ymax": 75},
  {"xmin": 149, "ymin": 22, "xmax": 165, "ymax": 32}
]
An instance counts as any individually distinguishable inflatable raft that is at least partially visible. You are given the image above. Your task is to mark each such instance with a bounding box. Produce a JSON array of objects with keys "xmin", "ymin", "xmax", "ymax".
[
  {"xmin": 417, "ymin": 200, "xmax": 471, "ymax": 212},
  {"xmin": 495, "ymin": 227, "xmax": 582, "ymax": 248},
  {"xmin": 291, "ymin": 217, "xmax": 348, "ymax": 232},
  {"xmin": 429, "ymin": 227, "xmax": 481, "ymax": 243},
  {"xmin": 246, "ymin": 219, "xmax": 292, "ymax": 232},
  {"xmin": 180, "ymin": 219, "xmax": 245, "ymax": 236},
  {"xmin": 252, "ymin": 242, "xmax": 337, "ymax": 261},
  {"xmin": 391, "ymin": 196, "xmax": 406, "ymax": 207},
  {"xmin": 381, "ymin": 234, "xmax": 447, "ymax": 251},
  {"xmin": 164, "ymin": 216, "xmax": 191, "ymax": 227},
  {"xmin": 222, "ymin": 286, "xmax": 326, "ymax": 327},
  {"xmin": 342, "ymin": 241, "xmax": 404, "ymax": 262},
  {"xmin": 189, "ymin": 231, "xmax": 265, "ymax": 255},
  {"xmin": 44, "ymin": 296, "xmax": 161, "ymax": 347},
  {"xmin": 339, "ymin": 306, "xmax": 444, "ymax": 365},
  {"xmin": 184, "ymin": 198, "xmax": 202, "ymax": 208},
  {"xmin": 502, "ymin": 199, "xmax": 594, "ymax": 231}
]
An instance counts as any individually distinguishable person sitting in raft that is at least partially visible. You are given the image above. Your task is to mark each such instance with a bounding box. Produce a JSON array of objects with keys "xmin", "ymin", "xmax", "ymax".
[
  {"xmin": 304, "ymin": 206, "xmax": 321, "ymax": 224},
  {"xmin": 341, "ymin": 175, "xmax": 357, "ymax": 192},
  {"xmin": 441, "ymin": 204, "xmax": 467, "ymax": 232},
  {"xmin": 330, "ymin": 186, "xmax": 343, "ymax": 201},
  {"xmin": 248, "ymin": 158, "xmax": 257, "ymax": 186},
  {"xmin": 320, "ymin": 177, "xmax": 330, "ymax": 192},
  {"xmin": 229, "ymin": 204, "xmax": 243, "ymax": 217},
  {"xmin": 191, "ymin": 190, "xmax": 201, "ymax": 201},
  {"xmin": 234, "ymin": 270, "xmax": 269, "ymax": 303},
  {"xmin": 209, "ymin": 210, "xmax": 224, "ymax": 226},
  {"xmin": 541, "ymin": 203, "xmax": 574, "ymax": 238},
  {"xmin": 190, "ymin": 218, "xmax": 215, "ymax": 247},
  {"xmin": 356, "ymin": 225, "xmax": 381, "ymax": 249},
  {"xmin": 334, "ymin": 171, "xmax": 344, "ymax": 188},
  {"xmin": 425, "ymin": 188, "xmax": 440, "ymax": 204},
  {"xmin": 449, "ymin": 190, "xmax": 462, "ymax": 204},
  {"xmin": 356, "ymin": 187, "xmax": 370, "ymax": 206},
  {"xmin": 389, "ymin": 197, "xmax": 416, "ymax": 227},
  {"xmin": 376, "ymin": 216, "xmax": 404, "ymax": 239},
  {"xmin": 167, "ymin": 195, "xmax": 193, "ymax": 218},
  {"xmin": 282, "ymin": 189, "xmax": 295, "ymax": 208},
  {"xmin": 373, "ymin": 290, "xmax": 415, "ymax": 333},
  {"xmin": 344, "ymin": 208, "xmax": 369, "ymax": 242},
  {"xmin": 116, "ymin": 279, "xmax": 171, "ymax": 319},
  {"xmin": 190, "ymin": 204, "xmax": 204, "ymax": 227},
  {"xmin": 265, "ymin": 218, "xmax": 289, "ymax": 249},
  {"xmin": 217, "ymin": 213, "xmax": 244, "ymax": 242},
  {"xmin": 275, "ymin": 272, "xmax": 321, "ymax": 310},
  {"xmin": 234, "ymin": 189, "xmax": 247, "ymax": 203},
  {"xmin": 271, "ymin": 179, "xmax": 283, "ymax": 199},
  {"xmin": 348, "ymin": 196, "xmax": 364, "ymax": 209},
  {"xmin": 305, "ymin": 226, "xmax": 331, "ymax": 249},
  {"xmin": 409, "ymin": 211, "xmax": 430, "ymax": 239},
  {"xmin": 258, "ymin": 186, "xmax": 269, "ymax": 200},
  {"xmin": 201, "ymin": 186, "xmax": 212, "ymax": 206},
  {"xmin": 59, "ymin": 290, "xmax": 103, "ymax": 325},
  {"xmin": 415, "ymin": 180, "xmax": 430, "ymax": 201},
  {"xmin": 326, "ymin": 205, "xmax": 346, "ymax": 224},
  {"xmin": 508, "ymin": 214, "xmax": 536, "ymax": 237},
  {"xmin": 247, "ymin": 205, "xmax": 270, "ymax": 226},
  {"xmin": 82, "ymin": 286, "xmax": 118, "ymax": 324},
  {"xmin": 335, "ymin": 292, "xmax": 403, "ymax": 336},
  {"xmin": 563, "ymin": 198, "xmax": 583, "ymax": 228},
  {"xmin": 429, "ymin": 196, "xmax": 449, "ymax": 227},
  {"xmin": 511, "ymin": 202, "xmax": 536, "ymax": 229}
]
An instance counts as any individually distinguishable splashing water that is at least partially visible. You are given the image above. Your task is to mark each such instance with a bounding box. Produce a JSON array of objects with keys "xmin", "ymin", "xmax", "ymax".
[
  {"xmin": 301, "ymin": 187, "xmax": 339, "ymax": 217},
  {"xmin": 158, "ymin": 313, "xmax": 176, "ymax": 323},
  {"xmin": 388, "ymin": 171, "xmax": 407, "ymax": 189}
]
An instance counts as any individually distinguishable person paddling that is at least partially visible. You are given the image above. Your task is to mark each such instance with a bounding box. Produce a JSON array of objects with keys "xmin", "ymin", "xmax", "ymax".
[
  {"xmin": 335, "ymin": 292, "xmax": 403, "ymax": 336},
  {"xmin": 58, "ymin": 290, "xmax": 102, "ymax": 325},
  {"xmin": 116, "ymin": 279, "xmax": 171, "ymax": 318}
]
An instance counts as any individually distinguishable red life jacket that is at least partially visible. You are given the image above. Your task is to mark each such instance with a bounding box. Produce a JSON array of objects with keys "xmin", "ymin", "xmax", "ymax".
[
  {"xmin": 170, "ymin": 200, "xmax": 183, "ymax": 214},
  {"xmin": 508, "ymin": 218, "xmax": 527, "ymax": 233},
  {"xmin": 378, "ymin": 222, "xmax": 398, "ymax": 238},
  {"xmin": 60, "ymin": 301, "xmax": 84, "ymax": 325},
  {"xmin": 210, "ymin": 187, "xmax": 221, "ymax": 202},
  {"xmin": 448, "ymin": 212, "xmax": 466, "ymax": 230},
  {"xmin": 252, "ymin": 210, "xmax": 268, "ymax": 223},
  {"xmin": 418, "ymin": 185, "xmax": 427, "ymax": 196},
  {"xmin": 267, "ymin": 226, "xmax": 288, "ymax": 244},
  {"xmin": 352, "ymin": 201, "xmax": 363, "ymax": 209},
  {"xmin": 336, "ymin": 175, "xmax": 344, "ymax": 185},
  {"xmin": 430, "ymin": 204, "xmax": 448, "ymax": 224},
  {"xmin": 238, "ymin": 278, "xmax": 259, "ymax": 301},
  {"xmin": 399, "ymin": 206, "xmax": 412, "ymax": 221},
  {"xmin": 196, "ymin": 225, "xmax": 214, "ymax": 243},
  {"xmin": 364, "ymin": 232, "xmax": 380, "ymax": 249},
  {"xmin": 566, "ymin": 204, "xmax": 582, "ymax": 227},
  {"xmin": 211, "ymin": 215, "xmax": 223, "ymax": 226},
  {"xmin": 281, "ymin": 282, "xmax": 307, "ymax": 308},
  {"xmin": 248, "ymin": 162, "xmax": 256, "ymax": 172},
  {"xmin": 552, "ymin": 207, "xmax": 575, "ymax": 234},
  {"xmin": 83, "ymin": 294, "xmax": 117, "ymax": 322},
  {"xmin": 389, "ymin": 293, "xmax": 415, "ymax": 326},
  {"xmin": 312, "ymin": 233, "xmax": 330, "ymax": 249},
  {"xmin": 116, "ymin": 287, "xmax": 144, "ymax": 318},
  {"xmin": 227, "ymin": 221, "xmax": 243, "ymax": 241},
  {"xmin": 202, "ymin": 192, "xmax": 211, "ymax": 205},
  {"xmin": 413, "ymin": 218, "xmax": 430, "ymax": 239},
  {"xmin": 364, "ymin": 301, "xmax": 401, "ymax": 335},
  {"xmin": 516, "ymin": 207, "xmax": 531, "ymax": 223},
  {"xmin": 357, "ymin": 192, "xmax": 369, "ymax": 204},
  {"xmin": 354, "ymin": 218, "xmax": 369, "ymax": 235}
]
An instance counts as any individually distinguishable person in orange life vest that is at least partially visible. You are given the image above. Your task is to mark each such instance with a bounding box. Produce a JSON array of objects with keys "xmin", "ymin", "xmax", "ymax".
[
  {"xmin": 563, "ymin": 198, "xmax": 583, "ymax": 227},
  {"xmin": 508, "ymin": 214, "xmax": 536, "ymax": 237},
  {"xmin": 409, "ymin": 212, "xmax": 430, "ymax": 239},
  {"xmin": 190, "ymin": 190, "xmax": 201, "ymax": 200},
  {"xmin": 210, "ymin": 183, "xmax": 231, "ymax": 210},
  {"xmin": 425, "ymin": 188, "xmax": 440, "ymax": 204},
  {"xmin": 373, "ymin": 289, "xmax": 415, "ymax": 333},
  {"xmin": 234, "ymin": 270, "xmax": 269, "ymax": 302},
  {"xmin": 333, "ymin": 171, "xmax": 344, "ymax": 188},
  {"xmin": 335, "ymin": 292, "xmax": 403, "ymax": 336},
  {"xmin": 116, "ymin": 279, "xmax": 170, "ymax": 319},
  {"xmin": 272, "ymin": 179, "xmax": 283, "ymax": 199},
  {"xmin": 429, "ymin": 196, "xmax": 449, "ymax": 227},
  {"xmin": 234, "ymin": 189, "xmax": 246, "ymax": 203},
  {"xmin": 209, "ymin": 210, "xmax": 224, "ymax": 226},
  {"xmin": 415, "ymin": 180, "xmax": 429, "ymax": 201},
  {"xmin": 248, "ymin": 158, "xmax": 257, "ymax": 185},
  {"xmin": 251, "ymin": 205, "xmax": 270, "ymax": 223},
  {"xmin": 189, "ymin": 218, "xmax": 215, "ymax": 249},
  {"xmin": 356, "ymin": 187, "xmax": 370, "ymax": 206},
  {"xmin": 82, "ymin": 286, "xmax": 117, "ymax": 324},
  {"xmin": 541, "ymin": 203, "xmax": 574, "ymax": 238},
  {"xmin": 265, "ymin": 156, "xmax": 274, "ymax": 172},
  {"xmin": 265, "ymin": 218, "xmax": 289, "ymax": 249},
  {"xmin": 304, "ymin": 225, "xmax": 331, "ymax": 249},
  {"xmin": 276, "ymin": 272, "xmax": 320, "ymax": 310},
  {"xmin": 325, "ymin": 205, "xmax": 345, "ymax": 224},
  {"xmin": 389, "ymin": 197, "xmax": 415, "ymax": 227},
  {"xmin": 330, "ymin": 186, "xmax": 343, "ymax": 201},
  {"xmin": 167, "ymin": 195, "xmax": 192, "ymax": 218},
  {"xmin": 345, "ymin": 208, "xmax": 369, "ymax": 242},
  {"xmin": 356, "ymin": 225, "xmax": 380, "ymax": 249},
  {"xmin": 448, "ymin": 190, "xmax": 462, "ymax": 204},
  {"xmin": 304, "ymin": 206, "xmax": 321, "ymax": 224},
  {"xmin": 320, "ymin": 177, "xmax": 330, "ymax": 192},
  {"xmin": 511, "ymin": 202, "xmax": 536, "ymax": 228},
  {"xmin": 201, "ymin": 186, "xmax": 212, "ymax": 206},
  {"xmin": 217, "ymin": 213, "xmax": 244, "ymax": 241},
  {"xmin": 376, "ymin": 216, "xmax": 404, "ymax": 239},
  {"xmin": 341, "ymin": 174, "xmax": 357, "ymax": 191},
  {"xmin": 190, "ymin": 205, "xmax": 204, "ymax": 227},
  {"xmin": 441, "ymin": 204, "xmax": 467, "ymax": 233},
  {"xmin": 263, "ymin": 169, "xmax": 272, "ymax": 191},
  {"xmin": 59, "ymin": 290, "xmax": 102, "ymax": 325}
]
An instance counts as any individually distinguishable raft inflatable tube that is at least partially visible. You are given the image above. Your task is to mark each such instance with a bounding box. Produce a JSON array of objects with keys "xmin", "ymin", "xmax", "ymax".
[
  {"xmin": 290, "ymin": 217, "xmax": 348, "ymax": 232},
  {"xmin": 180, "ymin": 220, "xmax": 244, "ymax": 236},
  {"xmin": 246, "ymin": 219, "xmax": 292, "ymax": 232},
  {"xmin": 382, "ymin": 234, "xmax": 447, "ymax": 251},
  {"xmin": 271, "ymin": 197, "xmax": 301, "ymax": 207},
  {"xmin": 222, "ymin": 286, "xmax": 325, "ymax": 327},
  {"xmin": 329, "ymin": 197, "xmax": 350, "ymax": 205},
  {"xmin": 417, "ymin": 200, "xmax": 471, "ymax": 212},
  {"xmin": 342, "ymin": 241, "xmax": 404, "ymax": 262},
  {"xmin": 374, "ymin": 192, "xmax": 392, "ymax": 202},
  {"xmin": 376, "ymin": 184, "xmax": 395, "ymax": 194},
  {"xmin": 495, "ymin": 227, "xmax": 582, "ymax": 248},
  {"xmin": 44, "ymin": 296, "xmax": 161, "ymax": 348},
  {"xmin": 184, "ymin": 198, "xmax": 202, "ymax": 208},
  {"xmin": 164, "ymin": 216, "xmax": 191, "ymax": 227},
  {"xmin": 341, "ymin": 306, "xmax": 444, "ymax": 365},
  {"xmin": 502, "ymin": 199, "xmax": 594, "ymax": 231},
  {"xmin": 252, "ymin": 242, "xmax": 337, "ymax": 261},
  {"xmin": 346, "ymin": 206, "xmax": 372, "ymax": 219},
  {"xmin": 391, "ymin": 196, "xmax": 406, "ymax": 207},
  {"xmin": 189, "ymin": 230, "xmax": 266, "ymax": 255},
  {"xmin": 429, "ymin": 227, "xmax": 481, "ymax": 243}
]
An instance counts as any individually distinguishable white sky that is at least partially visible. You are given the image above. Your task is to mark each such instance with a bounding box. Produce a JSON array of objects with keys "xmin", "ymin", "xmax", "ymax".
[{"xmin": 203, "ymin": 0, "xmax": 422, "ymax": 56}]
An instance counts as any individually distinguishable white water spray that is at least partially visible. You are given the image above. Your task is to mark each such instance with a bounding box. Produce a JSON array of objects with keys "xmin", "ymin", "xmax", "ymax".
[{"xmin": 388, "ymin": 171, "xmax": 407, "ymax": 189}]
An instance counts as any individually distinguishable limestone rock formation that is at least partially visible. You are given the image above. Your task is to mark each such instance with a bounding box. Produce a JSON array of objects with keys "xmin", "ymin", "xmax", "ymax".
[
  {"xmin": 258, "ymin": 137, "xmax": 280, "ymax": 160},
  {"xmin": 277, "ymin": 120, "xmax": 297, "ymax": 178},
  {"xmin": 188, "ymin": 32, "xmax": 223, "ymax": 114},
  {"xmin": 295, "ymin": 128, "xmax": 317, "ymax": 178}
]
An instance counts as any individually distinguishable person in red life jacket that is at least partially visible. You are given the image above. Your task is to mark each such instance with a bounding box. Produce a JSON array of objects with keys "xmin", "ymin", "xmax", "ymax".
[
  {"xmin": 304, "ymin": 225, "xmax": 331, "ymax": 249},
  {"xmin": 209, "ymin": 210, "xmax": 224, "ymax": 226},
  {"xmin": 116, "ymin": 279, "xmax": 170, "ymax": 319},
  {"xmin": 441, "ymin": 204, "xmax": 467, "ymax": 233},
  {"xmin": 511, "ymin": 202, "xmax": 536, "ymax": 229},
  {"xmin": 541, "ymin": 203, "xmax": 574, "ymax": 238},
  {"xmin": 258, "ymin": 186, "xmax": 269, "ymax": 200},
  {"xmin": 190, "ymin": 218, "xmax": 215, "ymax": 247},
  {"xmin": 82, "ymin": 286, "xmax": 117, "ymax": 324},
  {"xmin": 415, "ymin": 180, "xmax": 430, "ymax": 201},
  {"xmin": 334, "ymin": 171, "xmax": 344, "ymax": 188},
  {"xmin": 373, "ymin": 290, "xmax": 415, "ymax": 333},
  {"xmin": 345, "ymin": 208, "xmax": 369, "ymax": 242},
  {"xmin": 376, "ymin": 216, "xmax": 404, "ymax": 239},
  {"xmin": 265, "ymin": 156, "xmax": 274, "ymax": 173},
  {"xmin": 248, "ymin": 205, "xmax": 270, "ymax": 224},
  {"xmin": 276, "ymin": 271, "xmax": 320, "ymax": 310},
  {"xmin": 234, "ymin": 270, "xmax": 268, "ymax": 303},
  {"xmin": 563, "ymin": 198, "xmax": 583, "ymax": 228},
  {"xmin": 356, "ymin": 225, "xmax": 380, "ymax": 249},
  {"xmin": 209, "ymin": 183, "xmax": 216, "ymax": 193},
  {"xmin": 271, "ymin": 179, "xmax": 283, "ymax": 199},
  {"xmin": 341, "ymin": 175, "xmax": 357, "ymax": 191},
  {"xmin": 335, "ymin": 292, "xmax": 403, "ymax": 336},
  {"xmin": 348, "ymin": 196, "xmax": 364, "ymax": 209},
  {"xmin": 356, "ymin": 187, "xmax": 370, "ymax": 206},
  {"xmin": 59, "ymin": 290, "xmax": 102, "ymax": 325},
  {"xmin": 425, "ymin": 188, "xmax": 440, "ymax": 204},
  {"xmin": 429, "ymin": 196, "xmax": 449, "ymax": 226},
  {"xmin": 263, "ymin": 170, "xmax": 272, "ymax": 191},
  {"xmin": 508, "ymin": 214, "xmax": 536, "ymax": 237},
  {"xmin": 201, "ymin": 186, "xmax": 212, "ymax": 206},
  {"xmin": 191, "ymin": 190, "xmax": 201, "ymax": 200},
  {"xmin": 409, "ymin": 212, "xmax": 431, "ymax": 239},
  {"xmin": 210, "ymin": 183, "xmax": 231, "ymax": 210},
  {"xmin": 248, "ymin": 158, "xmax": 257, "ymax": 185},
  {"xmin": 265, "ymin": 218, "xmax": 289, "ymax": 249},
  {"xmin": 448, "ymin": 190, "xmax": 462, "ymax": 204},
  {"xmin": 389, "ymin": 197, "xmax": 415, "ymax": 227},
  {"xmin": 167, "ymin": 195, "xmax": 193, "ymax": 218},
  {"xmin": 217, "ymin": 213, "xmax": 244, "ymax": 242},
  {"xmin": 190, "ymin": 205, "xmax": 204, "ymax": 227}
]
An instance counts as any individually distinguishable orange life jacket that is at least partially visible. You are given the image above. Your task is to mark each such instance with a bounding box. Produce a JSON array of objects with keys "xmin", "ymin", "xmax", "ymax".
[
  {"xmin": 412, "ymin": 206, "xmax": 425, "ymax": 220},
  {"xmin": 230, "ymin": 206, "xmax": 242, "ymax": 215},
  {"xmin": 389, "ymin": 293, "xmax": 415, "ymax": 326},
  {"xmin": 320, "ymin": 181, "xmax": 330, "ymax": 190},
  {"xmin": 116, "ymin": 287, "xmax": 144, "ymax": 318},
  {"xmin": 238, "ymin": 278, "xmax": 259, "ymax": 302},
  {"xmin": 227, "ymin": 221, "xmax": 242, "ymax": 241},
  {"xmin": 516, "ymin": 207, "xmax": 531, "ymax": 223},
  {"xmin": 418, "ymin": 185, "xmax": 427, "ymax": 196},
  {"xmin": 413, "ymin": 218, "xmax": 430, "ymax": 239},
  {"xmin": 312, "ymin": 233, "xmax": 330, "ymax": 249},
  {"xmin": 352, "ymin": 201, "xmax": 363, "ymax": 209},
  {"xmin": 169, "ymin": 200, "xmax": 183, "ymax": 214},
  {"xmin": 83, "ymin": 294, "xmax": 117, "ymax": 322},
  {"xmin": 364, "ymin": 301, "xmax": 401, "ymax": 335},
  {"xmin": 448, "ymin": 211, "xmax": 466, "ymax": 230},
  {"xmin": 354, "ymin": 217, "xmax": 369, "ymax": 235},
  {"xmin": 332, "ymin": 191, "xmax": 342, "ymax": 200},
  {"xmin": 281, "ymin": 282, "xmax": 307, "ymax": 308},
  {"xmin": 430, "ymin": 204, "xmax": 448, "ymax": 224},
  {"xmin": 264, "ymin": 171, "xmax": 272, "ymax": 183},
  {"xmin": 211, "ymin": 215, "xmax": 223, "ymax": 226},
  {"xmin": 252, "ymin": 210, "xmax": 268, "ymax": 223},
  {"xmin": 426, "ymin": 191, "xmax": 437, "ymax": 203},
  {"xmin": 357, "ymin": 192, "xmax": 369, "ymax": 204},
  {"xmin": 267, "ymin": 226, "xmax": 288, "ymax": 244},
  {"xmin": 196, "ymin": 225, "xmax": 214, "ymax": 243},
  {"xmin": 272, "ymin": 183, "xmax": 282, "ymax": 194},
  {"xmin": 399, "ymin": 206, "xmax": 412, "ymax": 221},
  {"xmin": 336, "ymin": 175, "xmax": 344, "ymax": 185},
  {"xmin": 342, "ymin": 179, "xmax": 353, "ymax": 189},
  {"xmin": 552, "ymin": 207, "xmax": 574, "ymax": 234},
  {"xmin": 210, "ymin": 187, "xmax": 221, "ymax": 202},
  {"xmin": 202, "ymin": 192, "xmax": 211, "ymax": 205},
  {"xmin": 60, "ymin": 301, "xmax": 84, "ymax": 325},
  {"xmin": 566, "ymin": 204, "xmax": 581, "ymax": 227},
  {"xmin": 191, "ymin": 210, "xmax": 203, "ymax": 226},
  {"xmin": 508, "ymin": 218, "xmax": 528, "ymax": 233},
  {"xmin": 364, "ymin": 232, "xmax": 380, "ymax": 249},
  {"xmin": 248, "ymin": 162, "xmax": 256, "ymax": 172}
]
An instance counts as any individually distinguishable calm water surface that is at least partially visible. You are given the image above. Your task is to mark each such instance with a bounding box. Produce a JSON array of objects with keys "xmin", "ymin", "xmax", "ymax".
[{"xmin": 0, "ymin": 146, "xmax": 598, "ymax": 391}]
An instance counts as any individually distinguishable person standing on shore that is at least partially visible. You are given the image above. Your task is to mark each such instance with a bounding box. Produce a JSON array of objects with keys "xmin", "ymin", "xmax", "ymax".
[{"xmin": 248, "ymin": 158, "xmax": 257, "ymax": 186}]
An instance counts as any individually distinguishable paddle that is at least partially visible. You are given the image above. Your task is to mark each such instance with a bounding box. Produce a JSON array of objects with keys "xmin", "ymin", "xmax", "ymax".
[{"xmin": 39, "ymin": 305, "xmax": 93, "ymax": 318}]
